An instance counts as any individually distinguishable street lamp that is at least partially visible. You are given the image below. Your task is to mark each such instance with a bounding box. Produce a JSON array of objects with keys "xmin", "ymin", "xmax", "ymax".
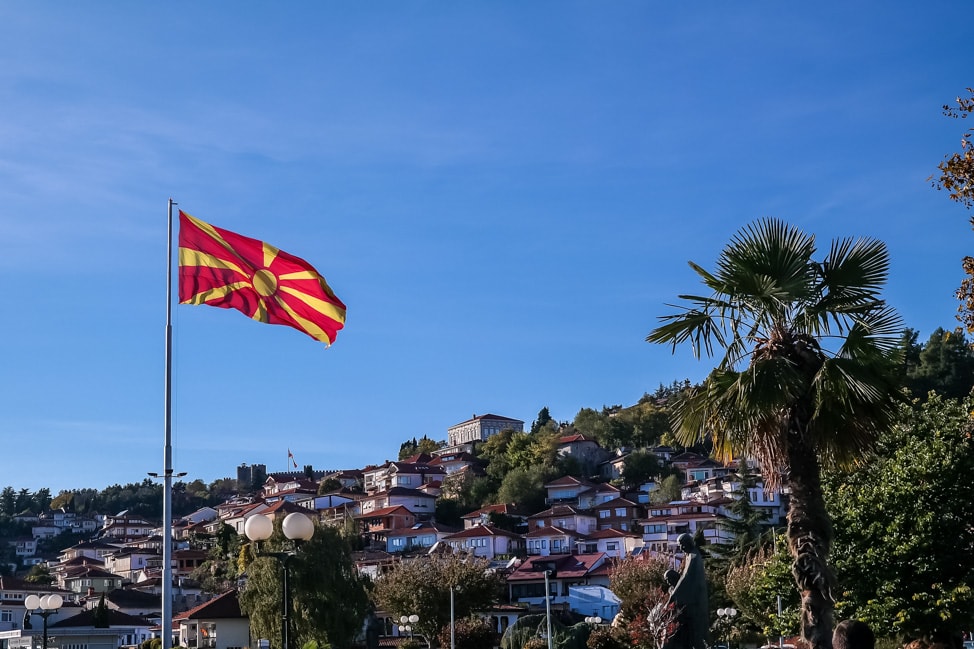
[
  {"xmin": 24, "ymin": 594, "xmax": 63, "ymax": 649},
  {"xmin": 717, "ymin": 607, "xmax": 738, "ymax": 649},
  {"xmin": 244, "ymin": 512, "xmax": 315, "ymax": 649},
  {"xmin": 584, "ymin": 616, "xmax": 603, "ymax": 626},
  {"xmin": 398, "ymin": 615, "xmax": 419, "ymax": 640},
  {"xmin": 543, "ymin": 570, "xmax": 553, "ymax": 649},
  {"xmin": 449, "ymin": 586, "xmax": 458, "ymax": 649}
]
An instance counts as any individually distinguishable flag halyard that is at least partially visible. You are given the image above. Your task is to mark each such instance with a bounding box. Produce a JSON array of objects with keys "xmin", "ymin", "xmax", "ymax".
[{"xmin": 178, "ymin": 211, "xmax": 346, "ymax": 344}]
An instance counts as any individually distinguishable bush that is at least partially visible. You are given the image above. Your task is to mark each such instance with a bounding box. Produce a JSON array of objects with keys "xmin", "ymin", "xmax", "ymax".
[
  {"xmin": 435, "ymin": 616, "xmax": 496, "ymax": 649},
  {"xmin": 587, "ymin": 626, "xmax": 628, "ymax": 649}
]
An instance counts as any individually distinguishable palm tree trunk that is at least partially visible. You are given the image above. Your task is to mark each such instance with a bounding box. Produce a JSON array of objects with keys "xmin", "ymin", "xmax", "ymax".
[{"xmin": 786, "ymin": 432, "xmax": 836, "ymax": 649}]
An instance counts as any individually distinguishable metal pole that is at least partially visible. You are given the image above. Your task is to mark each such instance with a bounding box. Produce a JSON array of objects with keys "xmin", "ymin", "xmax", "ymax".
[
  {"xmin": 162, "ymin": 197, "xmax": 175, "ymax": 649},
  {"xmin": 544, "ymin": 571, "xmax": 553, "ymax": 649},
  {"xmin": 42, "ymin": 613, "xmax": 48, "ymax": 649},
  {"xmin": 282, "ymin": 555, "xmax": 292, "ymax": 649},
  {"xmin": 450, "ymin": 586, "xmax": 455, "ymax": 649}
]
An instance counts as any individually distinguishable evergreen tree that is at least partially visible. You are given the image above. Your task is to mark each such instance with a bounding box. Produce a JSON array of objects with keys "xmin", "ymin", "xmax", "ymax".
[
  {"xmin": 93, "ymin": 593, "xmax": 109, "ymax": 628},
  {"xmin": 904, "ymin": 327, "xmax": 974, "ymax": 399},
  {"xmin": 530, "ymin": 407, "xmax": 553, "ymax": 435}
]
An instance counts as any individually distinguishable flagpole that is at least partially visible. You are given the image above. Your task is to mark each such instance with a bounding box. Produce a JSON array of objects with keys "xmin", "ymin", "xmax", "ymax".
[{"xmin": 162, "ymin": 197, "xmax": 175, "ymax": 649}]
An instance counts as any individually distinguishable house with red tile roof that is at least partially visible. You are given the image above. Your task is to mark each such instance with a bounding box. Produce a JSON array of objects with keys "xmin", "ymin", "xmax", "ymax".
[
  {"xmin": 591, "ymin": 497, "xmax": 645, "ymax": 533},
  {"xmin": 174, "ymin": 590, "xmax": 248, "ymax": 649},
  {"xmin": 506, "ymin": 553, "xmax": 611, "ymax": 606},
  {"xmin": 385, "ymin": 521, "xmax": 460, "ymax": 554},
  {"xmin": 460, "ymin": 504, "xmax": 527, "ymax": 530},
  {"xmin": 524, "ymin": 526, "xmax": 583, "ymax": 557},
  {"xmin": 359, "ymin": 487, "xmax": 436, "ymax": 519},
  {"xmin": 527, "ymin": 505, "xmax": 597, "ymax": 535},
  {"xmin": 356, "ymin": 505, "xmax": 417, "ymax": 547},
  {"xmin": 556, "ymin": 434, "xmax": 608, "ymax": 473},
  {"xmin": 542, "ymin": 476, "xmax": 596, "ymax": 507},
  {"xmin": 575, "ymin": 529, "xmax": 641, "ymax": 559},
  {"xmin": 47, "ymin": 607, "xmax": 154, "ymax": 649},
  {"xmin": 577, "ymin": 483, "xmax": 622, "ymax": 510},
  {"xmin": 639, "ymin": 499, "xmax": 734, "ymax": 552},
  {"xmin": 442, "ymin": 525, "xmax": 525, "ymax": 560}
]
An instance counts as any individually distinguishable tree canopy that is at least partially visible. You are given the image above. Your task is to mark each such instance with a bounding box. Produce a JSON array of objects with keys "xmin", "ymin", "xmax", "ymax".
[
  {"xmin": 648, "ymin": 218, "xmax": 904, "ymax": 649},
  {"xmin": 825, "ymin": 394, "xmax": 974, "ymax": 642},
  {"xmin": 372, "ymin": 552, "xmax": 504, "ymax": 647},
  {"xmin": 239, "ymin": 522, "xmax": 369, "ymax": 649}
]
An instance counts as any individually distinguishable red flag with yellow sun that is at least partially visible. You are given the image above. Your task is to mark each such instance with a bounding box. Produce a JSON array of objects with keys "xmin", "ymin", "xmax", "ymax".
[{"xmin": 177, "ymin": 211, "xmax": 346, "ymax": 345}]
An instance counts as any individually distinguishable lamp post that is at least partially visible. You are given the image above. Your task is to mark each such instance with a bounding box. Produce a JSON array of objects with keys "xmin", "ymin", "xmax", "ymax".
[
  {"xmin": 584, "ymin": 616, "xmax": 603, "ymax": 626},
  {"xmin": 543, "ymin": 570, "xmax": 553, "ymax": 649},
  {"xmin": 717, "ymin": 607, "xmax": 738, "ymax": 649},
  {"xmin": 398, "ymin": 615, "xmax": 419, "ymax": 641},
  {"xmin": 244, "ymin": 512, "xmax": 315, "ymax": 649},
  {"xmin": 449, "ymin": 586, "xmax": 456, "ymax": 649},
  {"xmin": 24, "ymin": 594, "xmax": 63, "ymax": 649}
]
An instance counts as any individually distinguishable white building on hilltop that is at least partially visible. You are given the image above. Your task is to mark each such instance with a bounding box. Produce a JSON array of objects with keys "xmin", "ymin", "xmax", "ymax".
[{"xmin": 447, "ymin": 413, "xmax": 524, "ymax": 447}]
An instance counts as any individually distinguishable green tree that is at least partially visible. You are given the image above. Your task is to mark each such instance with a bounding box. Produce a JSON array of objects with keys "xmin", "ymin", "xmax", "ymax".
[
  {"xmin": 724, "ymin": 534, "xmax": 799, "ymax": 639},
  {"xmin": 824, "ymin": 394, "xmax": 974, "ymax": 642},
  {"xmin": 372, "ymin": 553, "xmax": 503, "ymax": 647},
  {"xmin": 608, "ymin": 553, "xmax": 670, "ymax": 622},
  {"xmin": 620, "ymin": 451, "xmax": 662, "ymax": 489},
  {"xmin": 192, "ymin": 523, "xmax": 242, "ymax": 594},
  {"xmin": 93, "ymin": 592, "xmax": 109, "ymax": 628},
  {"xmin": 496, "ymin": 465, "xmax": 557, "ymax": 514},
  {"xmin": 931, "ymin": 89, "xmax": 974, "ymax": 331},
  {"xmin": 647, "ymin": 218, "xmax": 903, "ymax": 649},
  {"xmin": 0, "ymin": 487, "xmax": 16, "ymax": 517},
  {"xmin": 713, "ymin": 466, "xmax": 770, "ymax": 567},
  {"xmin": 24, "ymin": 564, "xmax": 53, "ymax": 585},
  {"xmin": 32, "ymin": 488, "xmax": 51, "ymax": 513},
  {"xmin": 15, "ymin": 489, "xmax": 31, "ymax": 513},
  {"xmin": 530, "ymin": 407, "xmax": 553, "ymax": 435},
  {"xmin": 649, "ymin": 475, "xmax": 682, "ymax": 505},
  {"xmin": 903, "ymin": 327, "xmax": 974, "ymax": 399},
  {"xmin": 317, "ymin": 477, "xmax": 342, "ymax": 495},
  {"xmin": 239, "ymin": 523, "xmax": 369, "ymax": 649},
  {"xmin": 435, "ymin": 616, "xmax": 496, "ymax": 649}
]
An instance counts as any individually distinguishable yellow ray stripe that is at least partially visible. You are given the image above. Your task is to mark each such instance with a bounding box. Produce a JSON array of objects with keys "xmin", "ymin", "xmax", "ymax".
[
  {"xmin": 279, "ymin": 285, "xmax": 347, "ymax": 323},
  {"xmin": 272, "ymin": 294, "xmax": 334, "ymax": 344},
  {"xmin": 182, "ymin": 211, "xmax": 255, "ymax": 264},
  {"xmin": 251, "ymin": 298, "xmax": 270, "ymax": 323},
  {"xmin": 278, "ymin": 270, "xmax": 321, "ymax": 280},
  {"xmin": 262, "ymin": 241, "xmax": 280, "ymax": 268},
  {"xmin": 180, "ymin": 282, "xmax": 252, "ymax": 305},
  {"xmin": 179, "ymin": 248, "xmax": 248, "ymax": 277}
]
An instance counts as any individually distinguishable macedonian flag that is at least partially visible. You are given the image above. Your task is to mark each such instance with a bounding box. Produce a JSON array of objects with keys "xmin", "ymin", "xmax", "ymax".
[{"xmin": 178, "ymin": 211, "xmax": 346, "ymax": 345}]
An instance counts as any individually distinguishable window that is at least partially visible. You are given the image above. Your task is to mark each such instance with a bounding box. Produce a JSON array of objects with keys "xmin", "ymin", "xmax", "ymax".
[
  {"xmin": 606, "ymin": 542, "xmax": 619, "ymax": 551},
  {"xmin": 1, "ymin": 610, "xmax": 11, "ymax": 623},
  {"xmin": 391, "ymin": 538, "xmax": 405, "ymax": 548},
  {"xmin": 598, "ymin": 510, "xmax": 610, "ymax": 519},
  {"xmin": 615, "ymin": 508, "xmax": 626, "ymax": 517},
  {"xmin": 646, "ymin": 524, "xmax": 666, "ymax": 534}
]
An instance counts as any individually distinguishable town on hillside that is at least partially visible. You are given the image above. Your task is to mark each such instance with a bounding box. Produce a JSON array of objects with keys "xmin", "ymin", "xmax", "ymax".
[{"xmin": 0, "ymin": 404, "xmax": 787, "ymax": 649}]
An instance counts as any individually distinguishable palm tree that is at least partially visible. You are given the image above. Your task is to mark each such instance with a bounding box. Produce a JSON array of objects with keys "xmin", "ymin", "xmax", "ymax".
[{"xmin": 647, "ymin": 218, "xmax": 903, "ymax": 649}]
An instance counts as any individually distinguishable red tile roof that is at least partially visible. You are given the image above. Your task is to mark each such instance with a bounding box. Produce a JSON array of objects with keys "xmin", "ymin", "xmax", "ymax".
[
  {"xmin": 174, "ymin": 590, "xmax": 243, "ymax": 621},
  {"xmin": 507, "ymin": 553, "xmax": 607, "ymax": 581},
  {"xmin": 444, "ymin": 524, "xmax": 522, "ymax": 540},
  {"xmin": 355, "ymin": 505, "xmax": 414, "ymax": 519}
]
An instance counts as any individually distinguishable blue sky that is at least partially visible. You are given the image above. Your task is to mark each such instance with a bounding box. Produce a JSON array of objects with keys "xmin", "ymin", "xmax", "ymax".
[{"xmin": 1, "ymin": 3, "xmax": 971, "ymax": 494}]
